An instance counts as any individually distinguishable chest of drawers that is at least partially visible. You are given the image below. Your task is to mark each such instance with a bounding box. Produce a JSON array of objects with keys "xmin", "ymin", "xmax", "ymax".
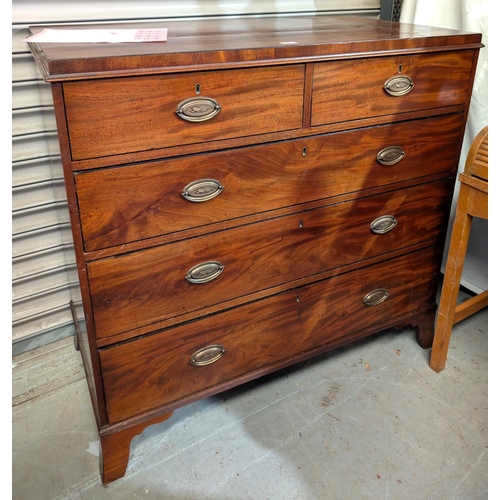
[{"xmin": 27, "ymin": 15, "xmax": 482, "ymax": 484}]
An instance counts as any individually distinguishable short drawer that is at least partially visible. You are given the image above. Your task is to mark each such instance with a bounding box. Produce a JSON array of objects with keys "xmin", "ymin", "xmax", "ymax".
[
  {"xmin": 64, "ymin": 65, "xmax": 305, "ymax": 160},
  {"xmin": 311, "ymin": 50, "xmax": 475, "ymax": 126},
  {"xmin": 88, "ymin": 179, "xmax": 452, "ymax": 339},
  {"xmin": 100, "ymin": 245, "xmax": 441, "ymax": 423},
  {"xmin": 76, "ymin": 114, "xmax": 462, "ymax": 251}
]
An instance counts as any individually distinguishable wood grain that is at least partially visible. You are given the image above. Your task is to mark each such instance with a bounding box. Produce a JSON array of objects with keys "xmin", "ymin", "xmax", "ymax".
[
  {"xmin": 27, "ymin": 16, "xmax": 482, "ymax": 81},
  {"xmin": 76, "ymin": 113, "xmax": 463, "ymax": 252},
  {"xmin": 64, "ymin": 65, "xmax": 304, "ymax": 160},
  {"xmin": 100, "ymin": 412, "xmax": 172, "ymax": 483},
  {"xmin": 311, "ymin": 51, "xmax": 475, "ymax": 126},
  {"xmin": 100, "ymin": 245, "xmax": 441, "ymax": 423},
  {"xmin": 88, "ymin": 179, "xmax": 453, "ymax": 339}
]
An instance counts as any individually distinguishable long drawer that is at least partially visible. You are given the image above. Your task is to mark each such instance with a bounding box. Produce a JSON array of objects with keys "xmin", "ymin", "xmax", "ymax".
[
  {"xmin": 100, "ymin": 245, "xmax": 441, "ymax": 423},
  {"xmin": 311, "ymin": 51, "xmax": 475, "ymax": 126},
  {"xmin": 88, "ymin": 179, "xmax": 452, "ymax": 339},
  {"xmin": 64, "ymin": 65, "xmax": 305, "ymax": 160},
  {"xmin": 76, "ymin": 114, "xmax": 463, "ymax": 251}
]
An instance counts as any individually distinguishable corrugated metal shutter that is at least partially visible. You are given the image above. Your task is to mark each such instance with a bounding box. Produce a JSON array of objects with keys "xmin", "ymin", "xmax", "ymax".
[{"xmin": 12, "ymin": 0, "xmax": 381, "ymax": 355}]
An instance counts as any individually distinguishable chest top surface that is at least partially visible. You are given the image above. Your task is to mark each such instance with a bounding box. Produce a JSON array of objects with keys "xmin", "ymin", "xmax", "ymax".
[{"xmin": 28, "ymin": 15, "xmax": 482, "ymax": 81}]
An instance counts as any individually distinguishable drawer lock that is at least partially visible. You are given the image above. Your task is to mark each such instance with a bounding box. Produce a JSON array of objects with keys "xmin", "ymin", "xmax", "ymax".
[
  {"xmin": 182, "ymin": 178, "xmax": 224, "ymax": 202},
  {"xmin": 370, "ymin": 215, "xmax": 398, "ymax": 234},
  {"xmin": 176, "ymin": 96, "xmax": 222, "ymax": 122},
  {"xmin": 363, "ymin": 288, "xmax": 390, "ymax": 307},
  {"xmin": 190, "ymin": 345, "xmax": 227, "ymax": 366},
  {"xmin": 376, "ymin": 146, "xmax": 405, "ymax": 165},
  {"xmin": 185, "ymin": 261, "xmax": 225, "ymax": 284},
  {"xmin": 383, "ymin": 75, "xmax": 414, "ymax": 97}
]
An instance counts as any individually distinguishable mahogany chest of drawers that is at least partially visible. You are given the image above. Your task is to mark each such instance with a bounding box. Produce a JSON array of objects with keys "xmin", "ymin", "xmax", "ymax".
[{"xmin": 27, "ymin": 15, "xmax": 482, "ymax": 483}]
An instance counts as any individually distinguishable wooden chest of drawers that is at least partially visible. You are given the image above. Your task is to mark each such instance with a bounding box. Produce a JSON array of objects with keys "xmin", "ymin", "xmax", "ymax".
[{"xmin": 27, "ymin": 15, "xmax": 482, "ymax": 484}]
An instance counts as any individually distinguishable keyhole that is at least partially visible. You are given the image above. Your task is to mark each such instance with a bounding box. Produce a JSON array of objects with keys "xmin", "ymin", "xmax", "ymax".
[
  {"xmin": 302, "ymin": 147, "xmax": 307, "ymax": 156},
  {"xmin": 398, "ymin": 64, "xmax": 402, "ymax": 73},
  {"xmin": 296, "ymin": 295, "xmax": 301, "ymax": 302},
  {"xmin": 299, "ymin": 220, "xmax": 304, "ymax": 228},
  {"xmin": 195, "ymin": 83, "xmax": 201, "ymax": 94}
]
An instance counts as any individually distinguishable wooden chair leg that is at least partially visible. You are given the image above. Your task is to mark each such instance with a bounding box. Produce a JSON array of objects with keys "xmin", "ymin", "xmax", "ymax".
[
  {"xmin": 100, "ymin": 412, "xmax": 173, "ymax": 484},
  {"xmin": 430, "ymin": 187, "xmax": 473, "ymax": 373}
]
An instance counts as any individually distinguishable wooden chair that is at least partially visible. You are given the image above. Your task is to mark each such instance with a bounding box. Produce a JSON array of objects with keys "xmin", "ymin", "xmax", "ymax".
[{"xmin": 430, "ymin": 126, "xmax": 488, "ymax": 373}]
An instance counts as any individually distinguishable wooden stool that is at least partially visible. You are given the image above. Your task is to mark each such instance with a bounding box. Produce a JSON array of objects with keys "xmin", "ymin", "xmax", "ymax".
[{"xmin": 430, "ymin": 126, "xmax": 488, "ymax": 373}]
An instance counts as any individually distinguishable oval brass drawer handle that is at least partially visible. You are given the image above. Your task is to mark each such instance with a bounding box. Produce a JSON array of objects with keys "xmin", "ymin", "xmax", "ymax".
[
  {"xmin": 182, "ymin": 178, "xmax": 224, "ymax": 203},
  {"xmin": 370, "ymin": 215, "xmax": 398, "ymax": 234},
  {"xmin": 190, "ymin": 345, "xmax": 227, "ymax": 366},
  {"xmin": 363, "ymin": 288, "xmax": 390, "ymax": 307},
  {"xmin": 376, "ymin": 146, "xmax": 405, "ymax": 165},
  {"xmin": 383, "ymin": 75, "xmax": 414, "ymax": 97},
  {"xmin": 176, "ymin": 97, "xmax": 221, "ymax": 122},
  {"xmin": 185, "ymin": 261, "xmax": 225, "ymax": 284}
]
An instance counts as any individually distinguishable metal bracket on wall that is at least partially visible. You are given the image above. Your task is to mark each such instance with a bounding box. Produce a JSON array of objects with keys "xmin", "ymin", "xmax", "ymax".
[
  {"xmin": 380, "ymin": 0, "xmax": 403, "ymax": 21},
  {"xmin": 70, "ymin": 300, "xmax": 81, "ymax": 352}
]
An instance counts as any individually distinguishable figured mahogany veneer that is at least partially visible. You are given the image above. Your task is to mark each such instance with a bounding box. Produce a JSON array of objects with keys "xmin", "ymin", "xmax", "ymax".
[
  {"xmin": 88, "ymin": 179, "xmax": 453, "ymax": 340},
  {"xmin": 64, "ymin": 65, "xmax": 305, "ymax": 160},
  {"xmin": 27, "ymin": 15, "xmax": 482, "ymax": 484},
  {"xmin": 101, "ymin": 245, "xmax": 442, "ymax": 423},
  {"xmin": 76, "ymin": 114, "xmax": 463, "ymax": 252},
  {"xmin": 311, "ymin": 51, "xmax": 475, "ymax": 126}
]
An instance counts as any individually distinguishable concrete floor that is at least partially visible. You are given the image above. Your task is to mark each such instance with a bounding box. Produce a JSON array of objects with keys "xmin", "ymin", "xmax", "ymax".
[{"xmin": 12, "ymin": 307, "xmax": 487, "ymax": 500}]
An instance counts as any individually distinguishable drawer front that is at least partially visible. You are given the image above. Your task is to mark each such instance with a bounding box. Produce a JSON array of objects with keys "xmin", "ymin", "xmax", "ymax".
[
  {"xmin": 100, "ymin": 245, "xmax": 441, "ymax": 423},
  {"xmin": 76, "ymin": 114, "xmax": 462, "ymax": 251},
  {"xmin": 64, "ymin": 65, "xmax": 305, "ymax": 160},
  {"xmin": 88, "ymin": 179, "xmax": 452, "ymax": 339},
  {"xmin": 311, "ymin": 51, "xmax": 475, "ymax": 126}
]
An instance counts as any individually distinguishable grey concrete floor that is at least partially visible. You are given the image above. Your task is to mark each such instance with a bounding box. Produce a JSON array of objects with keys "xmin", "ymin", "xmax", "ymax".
[{"xmin": 12, "ymin": 307, "xmax": 487, "ymax": 500}]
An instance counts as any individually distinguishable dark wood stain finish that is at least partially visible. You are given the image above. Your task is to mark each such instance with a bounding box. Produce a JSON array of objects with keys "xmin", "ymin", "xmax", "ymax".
[{"xmin": 27, "ymin": 15, "xmax": 482, "ymax": 484}]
